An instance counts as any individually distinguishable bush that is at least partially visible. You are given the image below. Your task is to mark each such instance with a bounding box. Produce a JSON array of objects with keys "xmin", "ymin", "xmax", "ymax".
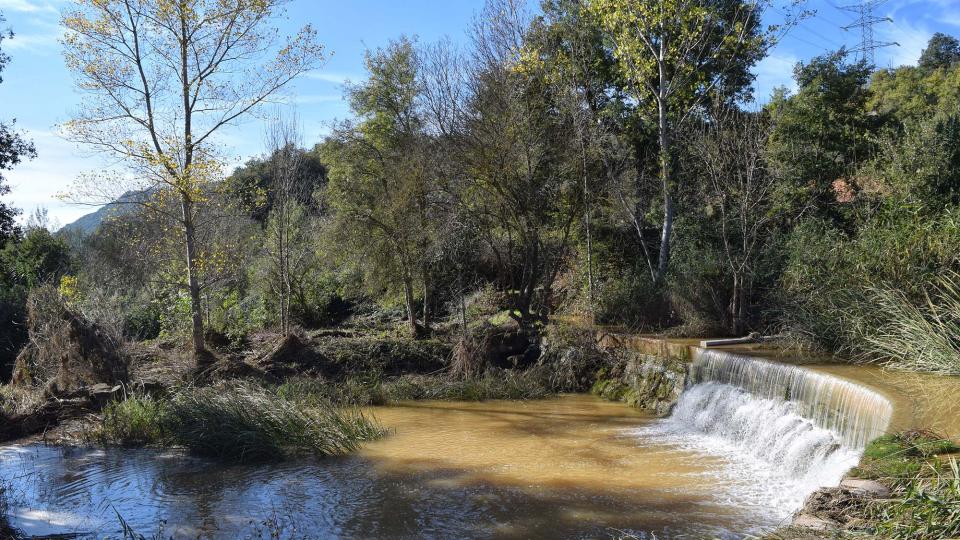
[
  {"xmin": 122, "ymin": 303, "xmax": 162, "ymax": 341},
  {"xmin": 98, "ymin": 394, "xmax": 170, "ymax": 446},
  {"xmin": 595, "ymin": 272, "xmax": 667, "ymax": 329},
  {"xmin": 779, "ymin": 206, "xmax": 960, "ymax": 355}
]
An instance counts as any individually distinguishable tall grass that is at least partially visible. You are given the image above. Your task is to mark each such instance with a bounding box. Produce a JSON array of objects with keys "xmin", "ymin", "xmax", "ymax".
[
  {"xmin": 96, "ymin": 383, "xmax": 384, "ymax": 462},
  {"xmin": 872, "ymin": 457, "xmax": 960, "ymax": 540},
  {"xmin": 167, "ymin": 383, "xmax": 384, "ymax": 461},
  {"xmin": 858, "ymin": 272, "xmax": 960, "ymax": 374},
  {"xmin": 99, "ymin": 395, "xmax": 170, "ymax": 446}
]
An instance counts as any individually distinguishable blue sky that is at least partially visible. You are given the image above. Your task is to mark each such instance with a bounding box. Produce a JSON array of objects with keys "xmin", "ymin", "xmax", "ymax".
[{"xmin": 1, "ymin": 0, "xmax": 959, "ymax": 227}]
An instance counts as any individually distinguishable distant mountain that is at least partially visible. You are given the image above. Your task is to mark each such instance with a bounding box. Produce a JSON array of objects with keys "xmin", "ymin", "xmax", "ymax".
[{"xmin": 58, "ymin": 189, "xmax": 150, "ymax": 236}]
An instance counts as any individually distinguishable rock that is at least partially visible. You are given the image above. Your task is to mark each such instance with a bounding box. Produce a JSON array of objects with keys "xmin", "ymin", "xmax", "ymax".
[
  {"xmin": 792, "ymin": 513, "xmax": 838, "ymax": 531},
  {"xmin": 840, "ymin": 478, "xmax": 891, "ymax": 498}
]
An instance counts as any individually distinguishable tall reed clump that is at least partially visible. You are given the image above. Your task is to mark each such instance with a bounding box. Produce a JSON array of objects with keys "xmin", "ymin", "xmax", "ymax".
[
  {"xmin": 96, "ymin": 382, "xmax": 385, "ymax": 462},
  {"xmin": 857, "ymin": 272, "xmax": 960, "ymax": 375}
]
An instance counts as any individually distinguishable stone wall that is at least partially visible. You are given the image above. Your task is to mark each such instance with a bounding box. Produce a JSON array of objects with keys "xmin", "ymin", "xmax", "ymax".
[{"xmin": 591, "ymin": 332, "xmax": 691, "ymax": 416}]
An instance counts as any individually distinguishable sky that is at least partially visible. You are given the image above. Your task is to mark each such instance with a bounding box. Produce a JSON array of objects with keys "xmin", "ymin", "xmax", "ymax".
[{"xmin": 1, "ymin": 0, "xmax": 959, "ymax": 228}]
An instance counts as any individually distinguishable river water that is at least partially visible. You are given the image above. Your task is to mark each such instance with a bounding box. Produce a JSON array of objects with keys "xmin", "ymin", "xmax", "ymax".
[{"xmin": 0, "ymin": 396, "xmax": 817, "ymax": 539}]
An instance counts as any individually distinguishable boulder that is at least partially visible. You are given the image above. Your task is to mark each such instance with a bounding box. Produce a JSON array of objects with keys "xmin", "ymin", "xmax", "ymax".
[{"xmin": 840, "ymin": 478, "xmax": 891, "ymax": 498}]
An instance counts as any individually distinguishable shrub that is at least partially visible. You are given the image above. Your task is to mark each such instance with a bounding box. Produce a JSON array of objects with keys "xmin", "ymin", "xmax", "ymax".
[
  {"xmin": 97, "ymin": 395, "xmax": 170, "ymax": 446},
  {"xmin": 122, "ymin": 303, "xmax": 162, "ymax": 341}
]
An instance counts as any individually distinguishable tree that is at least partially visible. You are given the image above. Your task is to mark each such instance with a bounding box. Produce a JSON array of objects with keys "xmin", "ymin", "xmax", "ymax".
[
  {"xmin": 523, "ymin": 0, "xmax": 627, "ymax": 312},
  {"xmin": 224, "ymin": 143, "xmax": 327, "ymax": 225},
  {"xmin": 918, "ymin": 32, "xmax": 960, "ymax": 71},
  {"xmin": 321, "ymin": 37, "xmax": 435, "ymax": 337},
  {"xmin": 692, "ymin": 107, "xmax": 779, "ymax": 334},
  {"xmin": 61, "ymin": 0, "xmax": 324, "ymax": 365},
  {"xmin": 457, "ymin": 0, "xmax": 581, "ymax": 325},
  {"xmin": 587, "ymin": 0, "xmax": 773, "ymax": 281},
  {"xmin": 767, "ymin": 50, "xmax": 876, "ymax": 220},
  {"xmin": 262, "ymin": 113, "xmax": 313, "ymax": 334}
]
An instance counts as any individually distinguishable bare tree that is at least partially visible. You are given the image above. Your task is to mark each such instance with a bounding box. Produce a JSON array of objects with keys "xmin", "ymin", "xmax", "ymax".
[
  {"xmin": 264, "ymin": 111, "xmax": 309, "ymax": 334},
  {"xmin": 693, "ymin": 107, "xmax": 780, "ymax": 335},
  {"xmin": 61, "ymin": 0, "xmax": 323, "ymax": 365}
]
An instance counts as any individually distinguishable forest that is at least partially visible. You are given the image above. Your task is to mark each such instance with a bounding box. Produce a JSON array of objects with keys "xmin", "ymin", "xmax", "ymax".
[{"xmin": 1, "ymin": 0, "xmax": 960, "ymax": 538}]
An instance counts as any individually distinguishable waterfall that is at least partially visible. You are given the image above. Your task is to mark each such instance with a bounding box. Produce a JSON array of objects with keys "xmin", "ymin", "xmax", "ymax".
[
  {"xmin": 687, "ymin": 349, "xmax": 893, "ymax": 449},
  {"xmin": 630, "ymin": 348, "xmax": 894, "ymax": 520}
]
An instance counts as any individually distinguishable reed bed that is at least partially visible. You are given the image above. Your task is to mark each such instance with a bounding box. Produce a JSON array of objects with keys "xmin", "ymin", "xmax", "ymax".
[
  {"xmin": 858, "ymin": 272, "xmax": 960, "ymax": 375},
  {"xmin": 96, "ymin": 382, "xmax": 384, "ymax": 462}
]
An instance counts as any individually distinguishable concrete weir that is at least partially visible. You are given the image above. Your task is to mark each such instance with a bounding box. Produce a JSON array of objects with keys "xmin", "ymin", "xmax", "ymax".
[{"xmin": 596, "ymin": 332, "xmax": 897, "ymax": 531}]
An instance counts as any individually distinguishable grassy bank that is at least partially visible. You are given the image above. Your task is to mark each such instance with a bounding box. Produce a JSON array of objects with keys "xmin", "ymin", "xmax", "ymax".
[
  {"xmin": 855, "ymin": 432, "xmax": 960, "ymax": 539},
  {"xmin": 93, "ymin": 369, "xmax": 561, "ymax": 462}
]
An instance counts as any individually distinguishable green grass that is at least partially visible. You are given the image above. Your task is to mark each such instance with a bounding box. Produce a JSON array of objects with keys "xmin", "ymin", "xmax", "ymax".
[
  {"xmin": 95, "ymin": 383, "xmax": 385, "ymax": 462},
  {"xmin": 98, "ymin": 395, "xmax": 171, "ymax": 447},
  {"xmin": 849, "ymin": 431, "xmax": 960, "ymax": 540},
  {"xmin": 853, "ymin": 431, "xmax": 960, "ymax": 483}
]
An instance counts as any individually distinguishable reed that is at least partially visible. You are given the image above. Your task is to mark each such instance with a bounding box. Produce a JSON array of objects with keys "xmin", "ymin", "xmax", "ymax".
[
  {"xmin": 858, "ymin": 272, "xmax": 960, "ymax": 375},
  {"xmin": 95, "ymin": 383, "xmax": 385, "ymax": 462}
]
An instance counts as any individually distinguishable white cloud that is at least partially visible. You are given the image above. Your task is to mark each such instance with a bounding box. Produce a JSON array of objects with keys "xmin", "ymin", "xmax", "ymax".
[
  {"xmin": 3, "ymin": 30, "xmax": 60, "ymax": 52},
  {"xmin": 304, "ymin": 71, "xmax": 361, "ymax": 85},
  {"xmin": 0, "ymin": 0, "xmax": 57, "ymax": 14},
  {"xmin": 752, "ymin": 52, "xmax": 799, "ymax": 103}
]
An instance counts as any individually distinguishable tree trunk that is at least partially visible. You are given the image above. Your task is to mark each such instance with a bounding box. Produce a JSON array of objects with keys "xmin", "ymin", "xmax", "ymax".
[
  {"xmin": 402, "ymin": 272, "xmax": 419, "ymax": 338},
  {"xmin": 181, "ymin": 196, "xmax": 208, "ymax": 365},
  {"xmin": 421, "ymin": 271, "xmax": 431, "ymax": 331},
  {"xmin": 656, "ymin": 95, "xmax": 673, "ymax": 283},
  {"xmin": 582, "ymin": 147, "xmax": 595, "ymax": 322}
]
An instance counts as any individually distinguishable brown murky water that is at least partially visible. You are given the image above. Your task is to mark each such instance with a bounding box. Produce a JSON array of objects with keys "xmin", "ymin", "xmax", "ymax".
[{"xmin": 0, "ymin": 396, "xmax": 789, "ymax": 539}]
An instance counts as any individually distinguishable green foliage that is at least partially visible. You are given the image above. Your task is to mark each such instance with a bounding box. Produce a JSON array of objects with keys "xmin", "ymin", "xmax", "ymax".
[
  {"xmin": 767, "ymin": 51, "xmax": 876, "ymax": 219},
  {"xmin": 223, "ymin": 145, "xmax": 327, "ymax": 224},
  {"xmin": 122, "ymin": 302, "xmax": 162, "ymax": 341},
  {"xmin": 918, "ymin": 32, "xmax": 960, "ymax": 71},
  {"xmin": 779, "ymin": 205, "xmax": 960, "ymax": 350},
  {"xmin": 98, "ymin": 395, "xmax": 171, "ymax": 446},
  {"xmin": 870, "ymin": 64, "xmax": 960, "ymax": 124},
  {"xmin": 595, "ymin": 272, "xmax": 665, "ymax": 329}
]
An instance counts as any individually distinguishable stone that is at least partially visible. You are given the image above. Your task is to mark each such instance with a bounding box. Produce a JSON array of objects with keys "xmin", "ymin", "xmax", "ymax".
[
  {"xmin": 792, "ymin": 513, "xmax": 837, "ymax": 531},
  {"xmin": 840, "ymin": 478, "xmax": 891, "ymax": 498}
]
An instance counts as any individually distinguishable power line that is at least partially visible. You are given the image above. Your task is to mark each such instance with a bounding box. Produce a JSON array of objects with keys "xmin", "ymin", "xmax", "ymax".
[{"xmin": 839, "ymin": 0, "xmax": 900, "ymax": 65}]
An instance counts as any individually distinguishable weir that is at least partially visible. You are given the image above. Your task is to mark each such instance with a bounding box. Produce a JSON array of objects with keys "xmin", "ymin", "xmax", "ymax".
[
  {"xmin": 639, "ymin": 348, "xmax": 895, "ymax": 512},
  {"xmin": 687, "ymin": 349, "xmax": 893, "ymax": 449}
]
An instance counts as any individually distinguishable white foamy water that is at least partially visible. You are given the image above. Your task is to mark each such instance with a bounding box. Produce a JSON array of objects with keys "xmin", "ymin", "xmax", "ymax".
[{"xmin": 629, "ymin": 349, "xmax": 893, "ymax": 520}]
